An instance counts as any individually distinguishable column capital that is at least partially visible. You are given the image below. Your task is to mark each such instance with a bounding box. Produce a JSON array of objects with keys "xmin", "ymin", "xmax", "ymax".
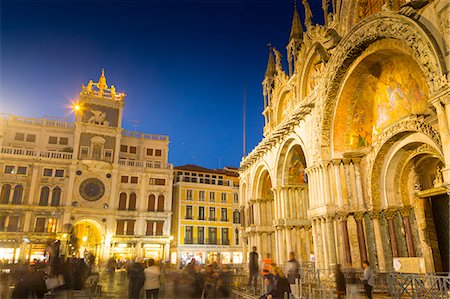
[
  {"xmin": 368, "ymin": 210, "xmax": 382, "ymax": 220},
  {"xmin": 400, "ymin": 206, "xmax": 413, "ymax": 218},
  {"xmin": 336, "ymin": 212, "xmax": 349, "ymax": 222},
  {"xmin": 353, "ymin": 211, "xmax": 366, "ymax": 221},
  {"xmin": 382, "ymin": 208, "xmax": 398, "ymax": 220}
]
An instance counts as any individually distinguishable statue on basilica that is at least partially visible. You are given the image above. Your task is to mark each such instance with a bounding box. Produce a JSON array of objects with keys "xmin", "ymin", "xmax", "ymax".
[
  {"xmin": 433, "ymin": 165, "xmax": 443, "ymax": 188},
  {"xmin": 302, "ymin": 0, "xmax": 313, "ymax": 29}
]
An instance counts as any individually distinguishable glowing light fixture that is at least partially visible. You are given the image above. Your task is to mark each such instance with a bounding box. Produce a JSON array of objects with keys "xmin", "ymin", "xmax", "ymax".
[{"xmin": 82, "ymin": 236, "xmax": 87, "ymax": 242}]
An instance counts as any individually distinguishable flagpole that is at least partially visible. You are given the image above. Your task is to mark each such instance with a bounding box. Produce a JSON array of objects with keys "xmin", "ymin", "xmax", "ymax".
[{"xmin": 243, "ymin": 82, "xmax": 247, "ymax": 158}]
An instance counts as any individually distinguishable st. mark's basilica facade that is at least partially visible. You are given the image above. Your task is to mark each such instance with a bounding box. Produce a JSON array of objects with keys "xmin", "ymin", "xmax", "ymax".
[{"xmin": 240, "ymin": 0, "xmax": 450, "ymax": 274}]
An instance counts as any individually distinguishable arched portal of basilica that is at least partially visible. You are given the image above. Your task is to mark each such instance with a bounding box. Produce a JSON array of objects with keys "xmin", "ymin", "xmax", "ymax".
[{"xmin": 240, "ymin": 0, "xmax": 450, "ymax": 273}]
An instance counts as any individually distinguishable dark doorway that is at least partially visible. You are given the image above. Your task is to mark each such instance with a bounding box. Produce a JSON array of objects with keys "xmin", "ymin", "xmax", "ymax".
[{"xmin": 431, "ymin": 194, "xmax": 449, "ymax": 273}]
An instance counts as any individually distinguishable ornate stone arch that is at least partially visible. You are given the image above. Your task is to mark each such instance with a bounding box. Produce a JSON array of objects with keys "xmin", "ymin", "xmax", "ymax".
[
  {"xmin": 274, "ymin": 134, "xmax": 310, "ymax": 186},
  {"xmin": 317, "ymin": 12, "xmax": 447, "ymax": 157},
  {"xmin": 368, "ymin": 119, "xmax": 442, "ymax": 209},
  {"xmin": 250, "ymin": 162, "xmax": 273, "ymax": 199}
]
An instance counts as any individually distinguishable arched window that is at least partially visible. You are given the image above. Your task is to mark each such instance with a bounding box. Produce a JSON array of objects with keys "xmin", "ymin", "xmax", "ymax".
[
  {"xmin": 93, "ymin": 144, "xmax": 102, "ymax": 159},
  {"xmin": 233, "ymin": 209, "xmax": 240, "ymax": 224},
  {"xmin": 118, "ymin": 193, "xmax": 127, "ymax": 210},
  {"xmin": 39, "ymin": 187, "xmax": 50, "ymax": 206},
  {"xmin": 12, "ymin": 185, "xmax": 23, "ymax": 205},
  {"xmin": 0, "ymin": 184, "xmax": 11, "ymax": 204},
  {"xmin": 128, "ymin": 193, "xmax": 136, "ymax": 210},
  {"xmin": 51, "ymin": 187, "xmax": 61, "ymax": 206},
  {"xmin": 148, "ymin": 194, "xmax": 155, "ymax": 211},
  {"xmin": 157, "ymin": 195, "xmax": 164, "ymax": 212}
]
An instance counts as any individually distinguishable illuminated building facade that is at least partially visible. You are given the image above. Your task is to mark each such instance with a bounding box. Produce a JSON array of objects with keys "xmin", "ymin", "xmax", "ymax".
[
  {"xmin": 240, "ymin": 0, "xmax": 450, "ymax": 273},
  {"xmin": 0, "ymin": 71, "xmax": 173, "ymax": 262},
  {"xmin": 171, "ymin": 165, "xmax": 242, "ymax": 265}
]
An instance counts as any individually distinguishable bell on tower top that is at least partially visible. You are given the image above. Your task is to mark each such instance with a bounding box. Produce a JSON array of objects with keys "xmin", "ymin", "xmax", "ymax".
[{"xmin": 97, "ymin": 68, "xmax": 108, "ymax": 90}]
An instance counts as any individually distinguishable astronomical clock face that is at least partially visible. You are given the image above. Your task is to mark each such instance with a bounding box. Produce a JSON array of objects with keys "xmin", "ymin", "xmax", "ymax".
[{"xmin": 79, "ymin": 178, "xmax": 105, "ymax": 201}]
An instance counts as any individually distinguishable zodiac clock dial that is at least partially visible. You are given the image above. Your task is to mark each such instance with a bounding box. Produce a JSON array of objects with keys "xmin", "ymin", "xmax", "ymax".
[{"xmin": 79, "ymin": 178, "xmax": 105, "ymax": 201}]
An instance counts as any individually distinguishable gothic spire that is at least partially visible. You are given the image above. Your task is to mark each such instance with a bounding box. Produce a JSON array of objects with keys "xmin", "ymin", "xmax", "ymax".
[
  {"xmin": 265, "ymin": 48, "xmax": 276, "ymax": 78},
  {"xmin": 290, "ymin": 1, "xmax": 303, "ymax": 41}
]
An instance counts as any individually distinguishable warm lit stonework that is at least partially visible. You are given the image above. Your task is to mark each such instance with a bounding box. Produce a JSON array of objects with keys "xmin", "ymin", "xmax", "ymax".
[
  {"xmin": 240, "ymin": 0, "xmax": 449, "ymax": 273},
  {"xmin": 0, "ymin": 71, "xmax": 173, "ymax": 262},
  {"xmin": 171, "ymin": 165, "xmax": 242, "ymax": 265}
]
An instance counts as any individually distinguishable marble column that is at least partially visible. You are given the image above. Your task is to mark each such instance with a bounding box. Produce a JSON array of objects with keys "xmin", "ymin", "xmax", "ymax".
[
  {"xmin": 354, "ymin": 213, "xmax": 368, "ymax": 265},
  {"xmin": 370, "ymin": 211, "xmax": 386, "ymax": 271},
  {"xmin": 385, "ymin": 210, "xmax": 399, "ymax": 258},
  {"xmin": 311, "ymin": 220, "xmax": 320, "ymax": 268},
  {"xmin": 320, "ymin": 218, "xmax": 329, "ymax": 268},
  {"xmin": 338, "ymin": 214, "xmax": 352, "ymax": 267},
  {"xmin": 401, "ymin": 208, "xmax": 416, "ymax": 257},
  {"xmin": 433, "ymin": 99, "xmax": 450, "ymax": 185},
  {"xmin": 326, "ymin": 216, "xmax": 337, "ymax": 266}
]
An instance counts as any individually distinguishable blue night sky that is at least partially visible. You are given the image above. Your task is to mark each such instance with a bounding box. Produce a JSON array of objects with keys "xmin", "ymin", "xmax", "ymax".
[{"xmin": 1, "ymin": 0, "xmax": 323, "ymax": 169}]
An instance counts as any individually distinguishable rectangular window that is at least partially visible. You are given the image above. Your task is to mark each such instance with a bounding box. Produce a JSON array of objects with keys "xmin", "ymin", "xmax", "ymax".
[
  {"xmin": 55, "ymin": 169, "xmax": 64, "ymax": 178},
  {"xmin": 35, "ymin": 218, "xmax": 46, "ymax": 232},
  {"xmin": 129, "ymin": 146, "xmax": 137, "ymax": 154},
  {"xmin": 17, "ymin": 166, "xmax": 27, "ymax": 175},
  {"xmin": 59, "ymin": 137, "xmax": 69, "ymax": 145},
  {"xmin": 48, "ymin": 136, "xmax": 58, "ymax": 144},
  {"xmin": 5, "ymin": 165, "xmax": 14, "ymax": 174},
  {"xmin": 198, "ymin": 207, "xmax": 205, "ymax": 220},
  {"xmin": 235, "ymin": 229, "xmax": 240, "ymax": 245},
  {"xmin": 186, "ymin": 190, "xmax": 193, "ymax": 200},
  {"xmin": 146, "ymin": 148, "xmax": 153, "ymax": 156},
  {"xmin": 146, "ymin": 221, "xmax": 154, "ymax": 236},
  {"xmin": 222, "ymin": 228, "xmax": 229, "ymax": 245},
  {"xmin": 155, "ymin": 149, "xmax": 162, "ymax": 156},
  {"xmin": 105, "ymin": 150, "xmax": 113, "ymax": 161},
  {"xmin": 198, "ymin": 227, "xmax": 205, "ymax": 244},
  {"xmin": 186, "ymin": 205, "xmax": 193, "ymax": 219},
  {"xmin": 221, "ymin": 193, "xmax": 227, "ymax": 203},
  {"xmin": 130, "ymin": 176, "xmax": 138, "ymax": 184},
  {"xmin": 155, "ymin": 221, "xmax": 164, "ymax": 236},
  {"xmin": 221, "ymin": 208, "xmax": 228, "ymax": 221},
  {"xmin": 116, "ymin": 220, "xmax": 125, "ymax": 235},
  {"xmin": 208, "ymin": 227, "xmax": 217, "ymax": 244},
  {"xmin": 209, "ymin": 192, "xmax": 215, "ymax": 202},
  {"xmin": 43, "ymin": 168, "xmax": 53, "ymax": 177},
  {"xmin": 120, "ymin": 145, "xmax": 128, "ymax": 153},
  {"xmin": 126, "ymin": 220, "xmax": 135, "ymax": 235},
  {"xmin": 155, "ymin": 179, "xmax": 165, "ymax": 186},
  {"xmin": 15, "ymin": 133, "xmax": 25, "ymax": 141},
  {"xmin": 7, "ymin": 216, "xmax": 19, "ymax": 232},
  {"xmin": 199, "ymin": 191, "xmax": 205, "ymax": 201},
  {"xmin": 47, "ymin": 218, "xmax": 57, "ymax": 233},
  {"xmin": 121, "ymin": 176, "xmax": 129, "ymax": 183},
  {"xmin": 209, "ymin": 207, "xmax": 216, "ymax": 221},
  {"xmin": 234, "ymin": 193, "xmax": 239, "ymax": 203},
  {"xmin": 0, "ymin": 215, "xmax": 6, "ymax": 231},
  {"xmin": 26, "ymin": 134, "xmax": 36, "ymax": 142},
  {"xmin": 185, "ymin": 226, "xmax": 193, "ymax": 244},
  {"xmin": 81, "ymin": 147, "xmax": 89, "ymax": 158}
]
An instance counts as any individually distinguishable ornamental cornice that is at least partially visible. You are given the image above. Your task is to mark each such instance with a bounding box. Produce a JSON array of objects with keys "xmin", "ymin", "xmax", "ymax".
[{"xmin": 240, "ymin": 103, "xmax": 314, "ymax": 171}]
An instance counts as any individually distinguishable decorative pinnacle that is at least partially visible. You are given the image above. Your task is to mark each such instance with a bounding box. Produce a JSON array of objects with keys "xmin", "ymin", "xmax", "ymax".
[
  {"xmin": 265, "ymin": 44, "xmax": 276, "ymax": 78},
  {"xmin": 98, "ymin": 68, "xmax": 108, "ymax": 90}
]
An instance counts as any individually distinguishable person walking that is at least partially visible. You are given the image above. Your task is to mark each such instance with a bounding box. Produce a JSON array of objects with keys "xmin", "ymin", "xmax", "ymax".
[
  {"xmin": 266, "ymin": 266, "xmax": 291, "ymax": 299},
  {"xmin": 285, "ymin": 252, "xmax": 300, "ymax": 284},
  {"xmin": 361, "ymin": 260, "xmax": 374, "ymax": 299},
  {"xmin": 144, "ymin": 259, "xmax": 161, "ymax": 299},
  {"xmin": 261, "ymin": 253, "xmax": 274, "ymax": 293},
  {"xmin": 248, "ymin": 246, "xmax": 259, "ymax": 290},
  {"xmin": 128, "ymin": 258, "xmax": 145, "ymax": 299},
  {"xmin": 335, "ymin": 264, "xmax": 346, "ymax": 299}
]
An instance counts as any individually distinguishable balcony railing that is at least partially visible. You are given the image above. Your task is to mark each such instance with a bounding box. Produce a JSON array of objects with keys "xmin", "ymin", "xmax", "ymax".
[
  {"xmin": 1, "ymin": 146, "xmax": 73, "ymax": 160},
  {"xmin": 1, "ymin": 113, "xmax": 74, "ymax": 129},
  {"xmin": 122, "ymin": 130, "xmax": 168, "ymax": 141},
  {"xmin": 118, "ymin": 159, "xmax": 173, "ymax": 169}
]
